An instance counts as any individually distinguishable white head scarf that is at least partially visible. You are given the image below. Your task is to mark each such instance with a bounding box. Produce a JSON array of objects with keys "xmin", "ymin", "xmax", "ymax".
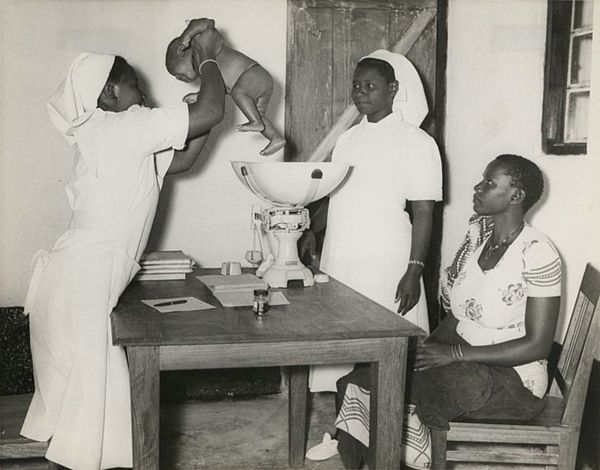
[
  {"xmin": 47, "ymin": 52, "xmax": 115, "ymax": 146},
  {"xmin": 360, "ymin": 49, "xmax": 428, "ymax": 127}
]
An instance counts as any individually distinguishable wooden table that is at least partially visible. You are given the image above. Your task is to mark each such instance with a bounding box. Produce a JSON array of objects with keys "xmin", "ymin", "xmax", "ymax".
[{"xmin": 111, "ymin": 269, "xmax": 423, "ymax": 469}]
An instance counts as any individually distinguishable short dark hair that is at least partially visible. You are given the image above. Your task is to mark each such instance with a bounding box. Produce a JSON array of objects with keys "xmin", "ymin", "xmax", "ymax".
[
  {"xmin": 355, "ymin": 58, "xmax": 396, "ymax": 83},
  {"xmin": 495, "ymin": 154, "xmax": 544, "ymax": 212}
]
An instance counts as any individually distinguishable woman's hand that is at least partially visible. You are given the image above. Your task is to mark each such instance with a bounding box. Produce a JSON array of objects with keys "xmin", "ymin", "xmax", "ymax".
[
  {"xmin": 178, "ymin": 19, "xmax": 216, "ymax": 51},
  {"xmin": 395, "ymin": 269, "xmax": 421, "ymax": 315},
  {"xmin": 190, "ymin": 28, "xmax": 223, "ymax": 65},
  {"xmin": 413, "ymin": 342, "xmax": 454, "ymax": 371},
  {"xmin": 299, "ymin": 230, "xmax": 319, "ymax": 270}
]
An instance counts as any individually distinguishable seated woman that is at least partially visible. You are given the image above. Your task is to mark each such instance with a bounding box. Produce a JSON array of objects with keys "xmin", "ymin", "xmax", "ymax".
[{"xmin": 333, "ymin": 154, "xmax": 562, "ymax": 469}]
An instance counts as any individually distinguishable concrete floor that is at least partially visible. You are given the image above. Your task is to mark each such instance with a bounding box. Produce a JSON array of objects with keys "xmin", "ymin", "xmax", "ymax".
[
  {"xmin": 160, "ymin": 391, "xmax": 343, "ymax": 470},
  {"xmin": 3, "ymin": 390, "xmax": 597, "ymax": 470},
  {"xmin": 1, "ymin": 392, "xmax": 344, "ymax": 470},
  {"xmin": 158, "ymin": 392, "xmax": 596, "ymax": 470}
]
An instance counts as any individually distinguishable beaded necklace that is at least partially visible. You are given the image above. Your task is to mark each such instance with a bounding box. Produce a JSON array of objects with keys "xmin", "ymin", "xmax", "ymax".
[{"xmin": 483, "ymin": 223, "xmax": 524, "ymax": 260}]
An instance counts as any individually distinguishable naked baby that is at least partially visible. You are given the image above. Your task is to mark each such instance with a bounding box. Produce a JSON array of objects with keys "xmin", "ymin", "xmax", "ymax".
[{"xmin": 166, "ymin": 18, "xmax": 285, "ymax": 156}]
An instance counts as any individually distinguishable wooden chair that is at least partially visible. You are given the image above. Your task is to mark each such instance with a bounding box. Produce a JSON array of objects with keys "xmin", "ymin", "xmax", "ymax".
[
  {"xmin": 431, "ymin": 263, "xmax": 600, "ymax": 469},
  {"xmin": 0, "ymin": 393, "xmax": 59, "ymax": 469}
]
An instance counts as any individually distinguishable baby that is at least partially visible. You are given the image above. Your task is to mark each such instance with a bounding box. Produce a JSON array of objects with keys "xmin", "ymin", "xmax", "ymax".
[{"xmin": 166, "ymin": 18, "xmax": 286, "ymax": 156}]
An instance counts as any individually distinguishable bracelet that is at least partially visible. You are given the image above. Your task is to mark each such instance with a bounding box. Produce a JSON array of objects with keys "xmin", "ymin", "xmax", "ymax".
[
  {"xmin": 451, "ymin": 344, "xmax": 464, "ymax": 361},
  {"xmin": 198, "ymin": 59, "xmax": 219, "ymax": 75},
  {"xmin": 408, "ymin": 260, "xmax": 425, "ymax": 268}
]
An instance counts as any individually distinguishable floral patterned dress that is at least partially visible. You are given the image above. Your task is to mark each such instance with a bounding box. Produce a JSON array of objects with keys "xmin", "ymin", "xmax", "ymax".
[{"xmin": 449, "ymin": 223, "xmax": 562, "ymax": 397}]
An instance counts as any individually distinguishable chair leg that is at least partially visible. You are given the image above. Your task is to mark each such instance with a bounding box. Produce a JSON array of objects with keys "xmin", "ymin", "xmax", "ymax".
[
  {"xmin": 430, "ymin": 428, "xmax": 447, "ymax": 470},
  {"xmin": 544, "ymin": 444, "xmax": 559, "ymax": 470},
  {"xmin": 557, "ymin": 433, "xmax": 579, "ymax": 470}
]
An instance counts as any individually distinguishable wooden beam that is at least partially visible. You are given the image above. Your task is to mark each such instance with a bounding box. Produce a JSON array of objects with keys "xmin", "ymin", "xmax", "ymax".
[{"xmin": 307, "ymin": 9, "xmax": 436, "ymax": 163}]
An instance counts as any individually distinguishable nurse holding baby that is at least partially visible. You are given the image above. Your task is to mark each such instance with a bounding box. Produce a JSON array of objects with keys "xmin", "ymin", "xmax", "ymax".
[{"xmin": 21, "ymin": 20, "xmax": 224, "ymax": 469}]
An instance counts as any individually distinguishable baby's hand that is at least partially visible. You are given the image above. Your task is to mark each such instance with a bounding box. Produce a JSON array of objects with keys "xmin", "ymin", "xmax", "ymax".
[{"xmin": 182, "ymin": 92, "xmax": 199, "ymax": 105}]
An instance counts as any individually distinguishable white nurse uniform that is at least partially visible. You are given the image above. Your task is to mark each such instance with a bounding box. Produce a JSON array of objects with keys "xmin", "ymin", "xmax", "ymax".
[
  {"xmin": 309, "ymin": 51, "xmax": 442, "ymax": 392},
  {"xmin": 21, "ymin": 53, "xmax": 189, "ymax": 469}
]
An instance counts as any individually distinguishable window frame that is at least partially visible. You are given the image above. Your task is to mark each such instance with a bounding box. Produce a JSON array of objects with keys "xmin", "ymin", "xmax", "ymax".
[{"xmin": 542, "ymin": 0, "xmax": 590, "ymax": 155}]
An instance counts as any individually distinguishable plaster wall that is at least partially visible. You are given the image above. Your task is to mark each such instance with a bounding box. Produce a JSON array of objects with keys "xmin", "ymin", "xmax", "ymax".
[
  {"xmin": 1, "ymin": 0, "xmax": 599, "ymax": 334},
  {"xmin": 443, "ymin": 0, "xmax": 600, "ymax": 338},
  {"xmin": 0, "ymin": 0, "xmax": 286, "ymax": 305}
]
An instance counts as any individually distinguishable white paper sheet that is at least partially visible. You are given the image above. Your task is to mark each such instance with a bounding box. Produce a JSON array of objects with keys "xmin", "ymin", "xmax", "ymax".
[
  {"xmin": 212, "ymin": 290, "xmax": 290, "ymax": 308},
  {"xmin": 141, "ymin": 296, "xmax": 215, "ymax": 313},
  {"xmin": 196, "ymin": 273, "xmax": 268, "ymax": 291}
]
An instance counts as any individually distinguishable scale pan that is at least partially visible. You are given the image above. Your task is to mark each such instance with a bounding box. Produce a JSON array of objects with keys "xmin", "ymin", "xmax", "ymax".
[{"xmin": 231, "ymin": 161, "xmax": 350, "ymax": 206}]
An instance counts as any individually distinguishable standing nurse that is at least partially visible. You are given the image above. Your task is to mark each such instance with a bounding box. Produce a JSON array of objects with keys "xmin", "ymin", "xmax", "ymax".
[
  {"xmin": 21, "ymin": 27, "xmax": 225, "ymax": 469},
  {"xmin": 307, "ymin": 50, "xmax": 442, "ymax": 393}
]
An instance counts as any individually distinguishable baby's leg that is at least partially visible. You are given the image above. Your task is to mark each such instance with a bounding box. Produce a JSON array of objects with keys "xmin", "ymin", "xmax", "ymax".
[
  {"xmin": 230, "ymin": 89, "xmax": 265, "ymax": 132},
  {"xmin": 230, "ymin": 66, "xmax": 268, "ymax": 132},
  {"xmin": 259, "ymin": 117, "xmax": 286, "ymax": 156},
  {"xmin": 256, "ymin": 94, "xmax": 285, "ymax": 156},
  {"xmin": 231, "ymin": 65, "xmax": 285, "ymax": 154}
]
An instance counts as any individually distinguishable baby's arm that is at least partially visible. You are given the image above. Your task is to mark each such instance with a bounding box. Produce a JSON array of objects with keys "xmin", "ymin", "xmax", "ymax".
[{"xmin": 178, "ymin": 18, "xmax": 216, "ymax": 49}]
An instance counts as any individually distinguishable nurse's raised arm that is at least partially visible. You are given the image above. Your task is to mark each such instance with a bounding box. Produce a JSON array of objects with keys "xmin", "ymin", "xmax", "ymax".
[{"xmin": 185, "ymin": 28, "xmax": 226, "ymax": 140}]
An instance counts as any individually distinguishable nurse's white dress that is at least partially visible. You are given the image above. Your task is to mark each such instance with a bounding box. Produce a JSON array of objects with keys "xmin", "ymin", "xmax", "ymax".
[
  {"xmin": 21, "ymin": 103, "xmax": 188, "ymax": 469},
  {"xmin": 309, "ymin": 112, "xmax": 442, "ymax": 392}
]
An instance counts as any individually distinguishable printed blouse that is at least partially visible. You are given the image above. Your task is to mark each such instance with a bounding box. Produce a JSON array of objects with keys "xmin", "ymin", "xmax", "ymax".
[{"xmin": 449, "ymin": 223, "xmax": 561, "ymax": 397}]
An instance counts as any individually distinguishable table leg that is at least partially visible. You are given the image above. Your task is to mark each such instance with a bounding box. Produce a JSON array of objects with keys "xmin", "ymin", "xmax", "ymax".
[
  {"xmin": 369, "ymin": 337, "xmax": 408, "ymax": 469},
  {"xmin": 127, "ymin": 346, "xmax": 160, "ymax": 470},
  {"xmin": 288, "ymin": 365, "xmax": 309, "ymax": 468}
]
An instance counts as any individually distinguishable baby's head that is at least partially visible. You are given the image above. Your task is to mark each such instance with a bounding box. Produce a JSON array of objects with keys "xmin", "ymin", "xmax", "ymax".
[{"xmin": 166, "ymin": 38, "xmax": 198, "ymax": 83}]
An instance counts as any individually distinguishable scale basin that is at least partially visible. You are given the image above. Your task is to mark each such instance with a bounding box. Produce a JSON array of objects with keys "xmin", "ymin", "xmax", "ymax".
[{"xmin": 231, "ymin": 161, "xmax": 350, "ymax": 207}]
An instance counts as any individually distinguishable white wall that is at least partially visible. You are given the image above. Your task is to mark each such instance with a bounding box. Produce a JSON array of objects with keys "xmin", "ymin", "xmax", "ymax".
[
  {"xmin": 2, "ymin": 0, "xmax": 599, "ymax": 326},
  {"xmin": 443, "ymin": 0, "xmax": 600, "ymax": 338},
  {"xmin": 0, "ymin": 0, "xmax": 286, "ymax": 306}
]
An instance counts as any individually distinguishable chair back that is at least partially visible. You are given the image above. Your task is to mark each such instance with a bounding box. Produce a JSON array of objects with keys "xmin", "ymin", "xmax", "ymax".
[{"xmin": 552, "ymin": 264, "xmax": 600, "ymax": 427}]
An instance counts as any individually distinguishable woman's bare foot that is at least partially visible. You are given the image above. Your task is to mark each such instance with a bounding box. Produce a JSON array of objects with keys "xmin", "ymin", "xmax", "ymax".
[
  {"xmin": 235, "ymin": 121, "xmax": 265, "ymax": 132},
  {"xmin": 260, "ymin": 137, "xmax": 286, "ymax": 156}
]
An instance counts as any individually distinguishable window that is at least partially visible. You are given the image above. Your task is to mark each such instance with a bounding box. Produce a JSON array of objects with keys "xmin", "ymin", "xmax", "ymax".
[{"xmin": 542, "ymin": 0, "xmax": 594, "ymax": 155}]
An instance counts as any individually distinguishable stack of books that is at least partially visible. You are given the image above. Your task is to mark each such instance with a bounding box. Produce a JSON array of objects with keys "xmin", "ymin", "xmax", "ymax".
[{"xmin": 135, "ymin": 251, "xmax": 195, "ymax": 281}]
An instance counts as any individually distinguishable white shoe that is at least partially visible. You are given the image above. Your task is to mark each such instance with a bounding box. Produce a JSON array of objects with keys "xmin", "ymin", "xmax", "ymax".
[{"xmin": 306, "ymin": 432, "xmax": 339, "ymax": 461}]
